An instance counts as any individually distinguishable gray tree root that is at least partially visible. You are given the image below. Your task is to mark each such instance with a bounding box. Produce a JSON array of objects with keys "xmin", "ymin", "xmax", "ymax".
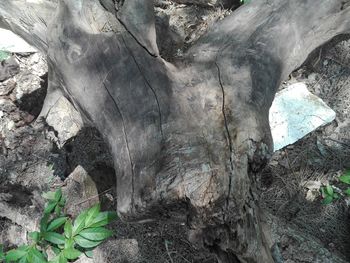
[{"xmin": 1, "ymin": 0, "xmax": 350, "ymax": 262}]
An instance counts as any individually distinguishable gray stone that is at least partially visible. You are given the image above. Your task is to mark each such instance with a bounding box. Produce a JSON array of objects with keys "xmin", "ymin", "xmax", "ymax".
[
  {"xmin": 0, "ymin": 56, "xmax": 20, "ymax": 82},
  {"xmin": 0, "ymin": 79, "xmax": 16, "ymax": 96},
  {"xmin": 45, "ymin": 97, "xmax": 83, "ymax": 146},
  {"xmin": 94, "ymin": 239, "xmax": 140, "ymax": 263},
  {"xmin": 62, "ymin": 165, "xmax": 99, "ymax": 218},
  {"xmin": 0, "ymin": 28, "xmax": 37, "ymax": 53},
  {"xmin": 270, "ymin": 83, "xmax": 336, "ymax": 151}
]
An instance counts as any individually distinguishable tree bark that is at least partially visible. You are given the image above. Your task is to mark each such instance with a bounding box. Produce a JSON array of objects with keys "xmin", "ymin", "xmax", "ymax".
[{"xmin": 1, "ymin": 0, "xmax": 350, "ymax": 262}]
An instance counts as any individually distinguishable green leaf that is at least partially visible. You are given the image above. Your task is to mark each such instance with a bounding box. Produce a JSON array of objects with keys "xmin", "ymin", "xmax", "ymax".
[
  {"xmin": 320, "ymin": 186, "xmax": 326, "ymax": 197},
  {"xmin": 84, "ymin": 250, "xmax": 94, "ymax": 258},
  {"xmin": 43, "ymin": 232, "xmax": 65, "ymax": 245},
  {"xmin": 64, "ymin": 238, "xmax": 74, "ymax": 250},
  {"xmin": 47, "ymin": 217, "xmax": 67, "ymax": 232},
  {"xmin": 72, "ymin": 210, "xmax": 89, "ymax": 235},
  {"xmin": 339, "ymin": 174, "xmax": 350, "ymax": 185},
  {"xmin": 0, "ymin": 51, "xmax": 11, "ymax": 62},
  {"xmin": 85, "ymin": 204, "xmax": 100, "ymax": 227},
  {"xmin": 49, "ymin": 253, "xmax": 67, "ymax": 263},
  {"xmin": 63, "ymin": 248, "xmax": 82, "ymax": 260},
  {"xmin": 322, "ymin": 195, "xmax": 333, "ymax": 205},
  {"xmin": 51, "ymin": 246, "xmax": 61, "ymax": 256},
  {"xmin": 29, "ymin": 231, "xmax": 40, "ymax": 243},
  {"xmin": 42, "ymin": 191, "xmax": 57, "ymax": 200},
  {"xmin": 42, "ymin": 250, "xmax": 48, "ymax": 260},
  {"xmin": 64, "ymin": 219, "xmax": 73, "ymax": 239},
  {"xmin": 5, "ymin": 247, "xmax": 28, "ymax": 261},
  {"xmin": 333, "ymin": 193, "xmax": 339, "ymax": 199},
  {"xmin": 54, "ymin": 205, "xmax": 62, "ymax": 216},
  {"xmin": 44, "ymin": 201, "xmax": 57, "ymax": 215},
  {"xmin": 88, "ymin": 211, "xmax": 118, "ymax": 228},
  {"xmin": 79, "ymin": 227, "xmax": 113, "ymax": 241},
  {"xmin": 58, "ymin": 254, "xmax": 67, "ymax": 263},
  {"xmin": 29, "ymin": 248, "xmax": 47, "ymax": 263},
  {"xmin": 345, "ymin": 188, "xmax": 350, "ymax": 196},
  {"xmin": 54, "ymin": 188, "xmax": 62, "ymax": 202},
  {"xmin": 326, "ymin": 184, "xmax": 334, "ymax": 196},
  {"xmin": 74, "ymin": 235, "xmax": 103, "ymax": 248},
  {"xmin": 40, "ymin": 214, "xmax": 49, "ymax": 232},
  {"xmin": 58, "ymin": 196, "xmax": 66, "ymax": 207},
  {"xmin": 18, "ymin": 256, "xmax": 28, "ymax": 263}
]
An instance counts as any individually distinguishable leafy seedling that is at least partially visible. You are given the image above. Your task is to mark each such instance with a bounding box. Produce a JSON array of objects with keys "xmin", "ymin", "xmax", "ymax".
[
  {"xmin": 0, "ymin": 188, "xmax": 117, "ymax": 262},
  {"xmin": 320, "ymin": 184, "xmax": 338, "ymax": 204}
]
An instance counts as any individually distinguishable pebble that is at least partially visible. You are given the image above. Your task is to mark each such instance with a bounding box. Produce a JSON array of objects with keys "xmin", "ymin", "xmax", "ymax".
[
  {"xmin": 30, "ymin": 53, "xmax": 40, "ymax": 64},
  {"xmin": 307, "ymin": 73, "xmax": 317, "ymax": 82},
  {"xmin": 7, "ymin": 120, "xmax": 15, "ymax": 130},
  {"xmin": 0, "ymin": 111, "xmax": 3, "ymax": 118}
]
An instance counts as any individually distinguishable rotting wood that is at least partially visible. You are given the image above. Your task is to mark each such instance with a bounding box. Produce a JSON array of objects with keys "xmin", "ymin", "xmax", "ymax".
[{"xmin": 1, "ymin": 0, "xmax": 350, "ymax": 262}]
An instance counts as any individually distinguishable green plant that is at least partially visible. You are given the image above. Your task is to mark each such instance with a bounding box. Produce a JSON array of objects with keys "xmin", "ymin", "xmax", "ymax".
[
  {"xmin": 320, "ymin": 184, "xmax": 339, "ymax": 204},
  {"xmin": 320, "ymin": 169, "xmax": 350, "ymax": 204},
  {"xmin": 338, "ymin": 170, "xmax": 350, "ymax": 195},
  {"xmin": 1, "ymin": 188, "xmax": 117, "ymax": 263},
  {"xmin": 0, "ymin": 50, "xmax": 10, "ymax": 62}
]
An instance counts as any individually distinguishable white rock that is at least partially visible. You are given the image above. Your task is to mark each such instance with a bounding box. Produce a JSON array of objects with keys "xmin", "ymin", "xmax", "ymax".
[
  {"xmin": 30, "ymin": 53, "xmax": 40, "ymax": 64},
  {"xmin": 45, "ymin": 97, "xmax": 83, "ymax": 146},
  {"xmin": 0, "ymin": 29, "xmax": 37, "ymax": 53},
  {"xmin": 0, "ymin": 111, "xmax": 3, "ymax": 118},
  {"xmin": 270, "ymin": 82, "xmax": 336, "ymax": 151},
  {"xmin": 307, "ymin": 73, "xmax": 317, "ymax": 82},
  {"xmin": 7, "ymin": 120, "xmax": 15, "ymax": 130}
]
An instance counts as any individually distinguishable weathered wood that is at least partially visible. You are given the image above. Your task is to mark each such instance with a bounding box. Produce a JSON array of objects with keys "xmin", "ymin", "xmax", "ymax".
[{"xmin": 1, "ymin": 0, "xmax": 350, "ymax": 262}]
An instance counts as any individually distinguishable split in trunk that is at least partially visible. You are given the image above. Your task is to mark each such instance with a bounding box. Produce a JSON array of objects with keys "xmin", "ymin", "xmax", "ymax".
[{"xmin": 1, "ymin": 0, "xmax": 350, "ymax": 262}]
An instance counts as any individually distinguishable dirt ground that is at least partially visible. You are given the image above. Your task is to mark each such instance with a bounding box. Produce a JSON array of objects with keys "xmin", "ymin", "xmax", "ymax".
[
  {"xmin": 1, "ymin": 2, "xmax": 350, "ymax": 263},
  {"xmin": 260, "ymin": 35, "xmax": 350, "ymax": 262}
]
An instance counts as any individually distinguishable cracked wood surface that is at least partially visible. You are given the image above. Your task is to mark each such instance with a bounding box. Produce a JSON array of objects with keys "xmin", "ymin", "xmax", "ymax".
[{"xmin": 1, "ymin": 0, "xmax": 350, "ymax": 262}]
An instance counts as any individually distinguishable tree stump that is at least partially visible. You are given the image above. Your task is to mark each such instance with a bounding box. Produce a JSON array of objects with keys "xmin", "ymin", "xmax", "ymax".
[{"xmin": 1, "ymin": 0, "xmax": 350, "ymax": 262}]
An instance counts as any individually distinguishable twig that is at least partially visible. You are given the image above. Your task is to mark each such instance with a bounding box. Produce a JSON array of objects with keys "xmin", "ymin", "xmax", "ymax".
[
  {"xmin": 74, "ymin": 188, "xmax": 112, "ymax": 206},
  {"xmin": 324, "ymin": 138, "xmax": 350, "ymax": 148},
  {"xmin": 164, "ymin": 240, "xmax": 174, "ymax": 263}
]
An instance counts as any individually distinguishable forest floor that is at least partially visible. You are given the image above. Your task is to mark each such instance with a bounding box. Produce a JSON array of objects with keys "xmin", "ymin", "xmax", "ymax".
[{"xmin": 1, "ymin": 2, "xmax": 350, "ymax": 263}]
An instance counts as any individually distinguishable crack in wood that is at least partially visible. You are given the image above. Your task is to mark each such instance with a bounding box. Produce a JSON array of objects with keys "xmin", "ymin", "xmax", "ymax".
[
  {"xmin": 102, "ymin": 82, "xmax": 135, "ymax": 209},
  {"xmin": 215, "ymin": 62, "xmax": 234, "ymax": 216},
  {"xmin": 121, "ymin": 35, "xmax": 164, "ymax": 139},
  {"xmin": 116, "ymin": 16, "xmax": 158, "ymax": 58}
]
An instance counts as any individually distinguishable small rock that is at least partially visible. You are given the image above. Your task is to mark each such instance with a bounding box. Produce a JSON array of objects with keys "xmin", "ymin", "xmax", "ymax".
[
  {"xmin": 11, "ymin": 112, "xmax": 21, "ymax": 122},
  {"xmin": 323, "ymin": 60, "xmax": 329, "ymax": 66},
  {"xmin": 305, "ymin": 189, "xmax": 319, "ymax": 201},
  {"xmin": 307, "ymin": 73, "xmax": 317, "ymax": 82},
  {"xmin": 7, "ymin": 120, "xmax": 15, "ymax": 130},
  {"xmin": 94, "ymin": 239, "xmax": 140, "ymax": 263},
  {"xmin": 0, "ymin": 56, "xmax": 20, "ymax": 82},
  {"xmin": 30, "ymin": 53, "xmax": 40, "ymax": 64},
  {"xmin": 63, "ymin": 165, "xmax": 99, "ymax": 218},
  {"xmin": 270, "ymin": 83, "xmax": 336, "ymax": 151},
  {"xmin": 46, "ymin": 97, "xmax": 83, "ymax": 146},
  {"xmin": 0, "ymin": 79, "xmax": 16, "ymax": 96},
  {"xmin": 15, "ymin": 89, "xmax": 23, "ymax": 100},
  {"xmin": 23, "ymin": 114, "xmax": 35, "ymax": 124},
  {"xmin": 0, "ymin": 111, "xmax": 3, "ymax": 118},
  {"xmin": 0, "ymin": 224, "xmax": 27, "ymax": 248},
  {"xmin": 304, "ymin": 180, "xmax": 321, "ymax": 190},
  {"xmin": 15, "ymin": 120, "xmax": 26, "ymax": 128},
  {"xmin": 0, "ymin": 29, "xmax": 37, "ymax": 53}
]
